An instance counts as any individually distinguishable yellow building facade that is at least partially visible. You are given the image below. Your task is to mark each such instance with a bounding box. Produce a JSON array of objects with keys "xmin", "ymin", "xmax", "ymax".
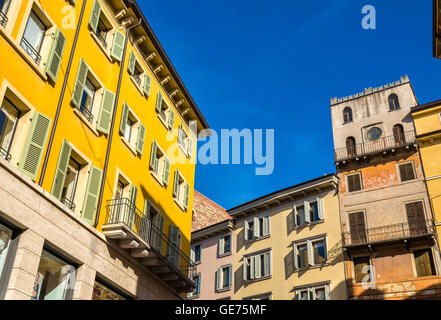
[
  {"xmin": 0, "ymin": 0, "xmax": 208, "ymax": 300},
  {"xmin": 228, "ymin": 175, "xmax": 347, "ymax": 300},
  {"xmin": 412, "ymin": 100, "xmax": 441, "ymax": 246}
]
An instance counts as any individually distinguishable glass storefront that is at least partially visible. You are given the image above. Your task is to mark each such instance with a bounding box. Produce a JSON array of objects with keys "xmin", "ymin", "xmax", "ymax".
[{"xmin": 92, "ymin": 281, "xmax": 126, "ymax": 300}]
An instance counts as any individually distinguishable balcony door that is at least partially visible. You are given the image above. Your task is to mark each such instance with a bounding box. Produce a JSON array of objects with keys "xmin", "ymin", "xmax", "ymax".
[
  {"xmin": 405, "ymin": 201, "xmax": 427, "ymax": 236},
  {"xmin": 346, "ymin": 137, "xmax": 356, "ymax": 157},
  {"xmin": 393, "ymin": 124, "xmax": 405, "ymax": 146},
  {"xmin": 349, "ymin": 212, "xmax": 367, "ymax": 245}
]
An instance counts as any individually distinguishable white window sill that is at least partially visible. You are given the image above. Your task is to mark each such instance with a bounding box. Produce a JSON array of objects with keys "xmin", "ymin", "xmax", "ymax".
[
  {"xmin": 73, "ymin": 109, "xmax": 100, "ymax": 137},
  {"xmin": 150, "ymin": 170, "xmax": 164, "ymax": 188},
  {"xmin": 215, "ymin": 287, "xmax": 232, "ymax": 293},
  {"xmin": 245, "ymin": 275, "xmax": 272, "ymax": 283},
  {"xmin": 130, "ymin": 75, "xmax": 145, "ymax": 96},
  {"xmin": 157, "ymin": 112, "xmax": 170, "ymax": 130},
  {"xmin": 90, "ymin": 31, "xmax": 114, "ymax": 63},
  {"xmin": 121, "ymin": 136, "xmax": 137, "ymax": 157},
  {"xmin": 218, "ymin": 252, "xmax": 232, "ymax": 258},
  {"xmin": 174, "ymin": 197, "xmax": 186, "ymax": 212},
  {"xmin": 295, "ymin": 262, "xmax": 330, "ymax": 272},
  {"xmin": 294, "ymin": 220, "xmax": 325, "ymax": 230},
  {"xmin": 188, "ymin": 294, "xmax": 200, "ymax": 300},
  {"xmin": 245, "ymin": 234, "xmax": 271, "ymax": 244}
]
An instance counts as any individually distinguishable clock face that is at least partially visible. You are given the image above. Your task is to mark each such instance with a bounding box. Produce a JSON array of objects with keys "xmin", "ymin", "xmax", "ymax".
[{"xmin": 366, "ymin": 127, "xmax": 382, "ymax": 141}]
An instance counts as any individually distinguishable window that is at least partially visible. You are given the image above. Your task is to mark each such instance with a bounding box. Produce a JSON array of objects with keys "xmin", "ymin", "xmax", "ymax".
[
  {"xmin": 143, "ymin": 199, "xmax": 165, "ymax": 252},
  {"xmin": 51, "ymin": 141, "xmax": 103, "ymax": 224},
  {"xmin": 405, "ymin": 201, "xmax": 427, "ymax": 236},
  {"xmin": 343, "ymin": 107, "xmax": 353, "ymax": 123},
  {"xmin": 172, "ymin": 169, "xmax": 190, "ymax": 211},
  {"xmin": 293, "ymin": 237, "xmax": 327, "ymax": 270},
  {"xmin": 92, "ymin": 280, "xmax": 127, "ymax": 300},
  {"xmin": 245, "ymin": 215, "xmax": 270, "ymax": 241},
  {"xmin": 119, "ymin": 103, "xmax": 145, "ymax": 156},
  {"xmin": 388, "ymin": 93, "xmax": 400, "ymax": 111},
  {"xmin": 71, "ymin": 59, "xmax": 116, "ymax": 134},
  {"xmin": 348, "ymin": 211, "xmax": 367, "ymax": 244},
  {"xmin": 246, "ymin": 293, "xmax": 272, "ymax": 300},
  {"xmin": 346, "ymin": 137, "xmax": 356, "ymax": 157},
  {"xmin": 219, "ymin": 234, "xmax": 232, "ymax": 256},
  {"xmin": 353, "ymin": 256, "xmax": 372, "ymax": 283},
  {"xmin": 166, "ymin": 225, "xmax": 182, "ymax": 268},
  {"xmin": 20, "ymin": 11, "xmax": 46, "ymax": 65},
  {"xmin": 347, "ymin": 172, "xmax": 362, "ymax": 192},
  {"xmin": 188, "ymin": 273, "xmax": 200, "ymax": 298},
  {"xmin": 398, "ymin": 162, "xmax": 416, "ymax": 182},
  {"xmin": 178, "ymin": 124, "xmax": 194, "ymax": 158},
  {"xmin": 155, "ymin": 92, "xmax": 175, "ymax": 130},
  {"xmin": 414, "ymin": 249, "xmax": 436, "ymax": 277},
  {"xmin": 0, "ymin": 0, "xmax": 11, "ymax": 27},
  {"xmin": 366, "ymin": 127, "xmax": 383, "ymax": 141},
  {"xmin": 294, "ymin": 198, "xmax": 324, "ymax": 227},
  {"xmin": 149, "ymin": 140, "xmax": 170, "ymax": 187},
  {"xmin": 128, "ymin": 51, "xmax": 152, "ymax": 97},
  {"xmin": 295, "ymin": 283, "xmax": 331, "ymax": 300},
  {"xmin": 216, "ymin": 265, "xmax": 232, "ymax": 291},
  {"xmin": 88, "ymin": 0, "xmax": 125, "ymax": 62},
  {"xmin": 393, "ymin": 124, "xmax": 405, "ymax": 145},
  {"xmin": 190, "ymin": 244, "xmax": 201, "ymax": 264},
  {"xmin": 31, "ymin": 250, "xmax": 76, "ymax": 300},
  {"xmin": 243, "ymin": 251, "xmax": 271, "ymax": 281},
  {"xmin": 0, "ymin": 98, "xmax": 20, "ymax": 161}
]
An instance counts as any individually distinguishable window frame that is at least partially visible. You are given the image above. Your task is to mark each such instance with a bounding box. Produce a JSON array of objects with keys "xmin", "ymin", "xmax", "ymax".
[
  {"xmin": 188, "ymin": 273, "xmax": 201, "ymax": 299},
  {"xmin": 294, "ymin": 282, "xmax": 331, "ymax": 300},
  {"xmin": 397, "ymin": 161, "xmax": 417, "ymax": 183},
  {"xmin": 346, "ymin": 172, "xmax": 363, "ymax": 193},
  {"xmin": 218, "ymin": 233, "xmax": 232, "ymax": 257},
  {"xmin": 244, "ymin": 214, "xmax": 271, "ymax": 243},
  {"xmin": 243, "ymin": 250, "xmax": 272, "ymax": 282},
  {"xmin": 352, "ymin": 255, "xmax": 374, "ymax": 284},
  {"xmin": 173, "ymin": 169, "xmax": 188, "ymax": 211},
  {"xmin": 293, "ymin": 235, "xmax": 328, "ymax": 271},
  {"xmin": 216, "ymin": 264, "xmax": 233, "ymax": 292},
  {"xmin": 411, "ymin": 247, "xmax": 437, "ymax": 278},
  {"xmin": 120, "ymin": 106, "xmax": 141, "ymax": 156}
]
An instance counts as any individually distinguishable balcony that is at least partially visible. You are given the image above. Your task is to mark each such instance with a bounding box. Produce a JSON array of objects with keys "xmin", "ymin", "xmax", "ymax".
[
  {"xmin": 94, "ymin": 30, "xmax": 108, "ymax": 49},
  {"xmin": 102, "ymin": 198, "xmax": 196, "ymax": 293},
  {"xmin": 79, "ymin": 105, "xmax": 94, "ymax": 124},
  {"xmin": 20, "ymin": 37, "xmax": 42, "ymax": 65},
  {"xmin": 342, "ymin": 219, "xmax": 435, "ymax": 248},
  {"xmin": 0, "ymin": 147, "xmax": 11, "ymax": 162},
  {"xmin": 334, "ymin": 131, "xmax": 417, "ymax": 163}
]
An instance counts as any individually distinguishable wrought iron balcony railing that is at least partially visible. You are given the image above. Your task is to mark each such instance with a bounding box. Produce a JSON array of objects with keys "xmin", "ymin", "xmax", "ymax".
[
  {"xmin": 94, "ymin": 30, "xmax": 108, "ymax": 48},
  {"xmin": 0, "ymin": 11, "xmax": 8, "ymax": 28},
  {"xmin": 0, "ymin": 147, "xmax": 11, "ymax": 162},
  {"xmin": 79, "ymin": 105, "xmax": 94, "ymax": 123},
  {"xmin": 132, "ymin": 74, "xmax": 142, "ymax": 86},
  {"xmin": 20, "ymin": 37, "xmax": 42, "ymax": 65},
  {"xmin": 342, "ymin": 219, "xmax": 434, "ymax": 247},
  {"xmin": 61, "ymin": 197, "xmax": 76, "ymax": 211},
  {"xmin": 104, "ymin": 198, "xmax": 196, "ymax": 282},
  {"xmin": 334, "ymin": 131, "xmax": 416, "ymax": 163}
]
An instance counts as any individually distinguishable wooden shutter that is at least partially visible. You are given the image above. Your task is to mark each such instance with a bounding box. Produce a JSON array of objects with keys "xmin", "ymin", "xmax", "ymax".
[
  {"xmin": 162, "ymin": 156, "xmax": 170, "ymax": 186},
  {"xmin": 249, "ymin": 256, "xmax": 255, "ymax": 280},
  {"xmin": 219, "ymin": 237, "xmax": 225, "ymax": 256},
  {"xmin": 293, "ymin": 243, "xmax": 298, "ymax": 269},
  {"xmin": 293, "ymin": 205, "xmax": 298, "ymax": 228},
  {"xmin": 143, "ymin": 74, "xmax": 151, "ymax": 97},
  {"xmin": 216, "ymin": 267, "xmax": 222, "ymax": 290},
  {"xmin": 347, "ymin": 173, "xmax": 361, "ymax": 192},
  {"xmin": 262, "ymin": 216, "xmax": 269, "ymax": 236},
  {"xmin": 399, "ymin": 163, "xmax": 415, "ymax": 182},
  {"xmin": 111, "ymin": 30, "xmax": 125, "ymax": 62},
  {"xmin": 253, "ymin": 217, "xmax": 259, "ymax": 238},
  {"xmin": 184, "ymin": 183, "xmax": 190, "ymax": 210},
  {"xmin": 129, "ymin": 184, "xmax": 138, "ymax": 206},
  {"xmin": 307, "ymin": 240, "xmax": 314, "ymax": 266},
  {"xmin": 19, "ymin": 112, "xmax": 51, "ymax": 180},
  {"xmin": 71, "ymin": 59, "xmax": 88, "ymax": 109},
  {"xmin": 149, "ymin": 140, "xmax": 157, "ymax": 170},
  {"xmin": 317, "ymin": 197, "xmax": 325, "ymax": 220},
  {"xmin": 406, "ymin": 201, "xmax": 427, "ymax": 235},
  {"xmin": 304, "ymin": 201, "xmax": 311, "ymax": 224},
  {"xmin": 155, "ymin": 92, "xmax": 162, "ymax": 113},
  {"xmin": 254, "ymin": 255, "xmax": 261, "ymax": 279},
  {"xmin": 187, "ymin": 138, "xmax": 193, "ymax": 158},
  {"xmin": 45, "ymin": 28, "xmax": 66, "ymax": 83},
  {"xmin": 50, "ymin": 140, "xmax": 72, "ymax": 199},
  {"xmin": 349, "ymin": 212, "xmax": 367, "ymax": 244},
  {"xmin": 119, "ymin": 102, "xmax": 129, "ymax": 135},
  {"xmin": 128, "ymin": 51, "xmax": 136, "ymax": 75},
  {"xmin": 263, "ymin": 252, "xmax": 270, "ymax": 276},
  {"xmin": 414, "ymin": 249, "xmax": 435, "ymax": 277},
  {"xmin": 155, "ymin": 214, "xmax": 164, "ymax": 254},
  {"xmin": 243, "ymin": 257, "xmax": 248, "ymax": 281},
  {"xmin": 96, "ymin": 89, "xmax": 115, "ymax": 134},
  {"xmin": 244, "ymin": 221, "xmax": 249, "ymax": 241},
  {"xmin": 88, "ymin": 0, "xmax": 101, "ymax": 32},
  {"xmin": 168, "ymin": 109, "xmax": 175, "ymax": 131},
  {"xmin": 136, "ymin": 123, "xmax": 146, "ymax": 155},
  {"xmin": 81, "ymin": 165, "xmax": 102, "ymax": 225},
  {"xmin": 172, "ymin": 170, "xmax": 179, "ymax": 198}
]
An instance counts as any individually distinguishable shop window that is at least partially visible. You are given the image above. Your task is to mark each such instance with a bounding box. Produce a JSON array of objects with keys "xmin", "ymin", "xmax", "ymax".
[{"xmin": 92, "ymin": 280, "xmax": 127, "ymax": 300}]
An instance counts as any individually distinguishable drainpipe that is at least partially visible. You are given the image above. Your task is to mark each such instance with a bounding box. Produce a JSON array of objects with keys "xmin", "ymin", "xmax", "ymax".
[
  {"xmin": 94, "ymin": 19, "xmax": 142, "ymax": 227},
  {"xmin": 38, "ymin": 0, "xmax": 87, "ymax": 186}
]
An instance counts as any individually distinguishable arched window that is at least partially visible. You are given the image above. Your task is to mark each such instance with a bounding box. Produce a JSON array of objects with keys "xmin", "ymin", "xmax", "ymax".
[
  {"xmin": 393, "ymin": 124, "xmax": 405, "ymax": 145},
  {"xmin": 388, "ymin": 94, "xmax": 400, "ymax": 111},
  {"xmin": 346, "ymin": 137, "xmax": 356, "ymax": 157},
  {"xmin": 343, "ymin": 107, "xmax": 353, "ymax": 123}
]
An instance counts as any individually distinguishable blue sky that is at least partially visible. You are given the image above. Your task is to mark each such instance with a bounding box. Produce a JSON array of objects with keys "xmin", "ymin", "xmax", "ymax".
[{"xmin": 140, "ymin": 0, "xmax": 441, "ymax": 209}]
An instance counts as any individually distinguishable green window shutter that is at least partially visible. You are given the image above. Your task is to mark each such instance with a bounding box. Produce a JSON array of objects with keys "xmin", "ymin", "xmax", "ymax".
[
  {"xmin": 111, "ymin": 30, "xmax": 125, "ymax": 62},
  {"xmin": 219, "ymin": 237, "xmax": 225, "ymax": 256},
  {"xmin": 155, "ymin": 92, "xmax": 162, "ymax": 113},
  {"xmin": 89, "ymin": 0, "xmax": 101, "ymax": 33},
  {"xmin": 96, "ymin": 89, "xmax": 115, "ymax": 134},
  {"xmin": 168, "ymin": 109, "xmax": 175, "ymax": 131},
  {"xmin": 293, "ymin": 205, "xmax": 298, "ymax": 228},
  {"xmin": 187, "ymin": 138, "xmax": 193, "ymax": 158},
  {"xmin": 293, "ymin": 243, "xmax": 298, "ymax": 269},
  {"xmin": 304, "ymin": 201, "xmax": 311, "ymax": 224},
  {"xmin": 264, "ymin": 252, "xmax": 270, "ymax": 276},
  {"xmin": 167, "ymin": 225, "xmax": 178, "ymax": 265},
  {"xmin": 155, "ymin": 214, "xmax": 164, "ymax": 254},
  {"xmin": 163, "ymin": 156, "xmax": 170, "ymax": 186},
  {"xmin": 216, "ymin": 267, "xmax": 222, "ymax": 290},
  {"xmin": 184, "ymin": 183, "xmax": 190, "ymax": 210},
  {"xmin": 255, "ymin": 255, "xmax": 261, "ymax": 279},
  {"xmin": 45, "ymin": 28, "xmax": 66, "ymax": 83},
  {"xmin": 253, "ymin": 217, "xmax": 259, "ymax": 238},
  {"xmin": 50, "ymin": 140, "xmax": 72, "ymax": 200},
  {"xmin": 149, "ymin": 140, "xmax": 158, "ymax": 170},
  {"xmin": 71, "ymin": 59, "xmax": 88, "ymax": 109},
  {"xmin": 244, "ymin": 221, "xmax": 249, "ymax": 241},
  {"xmin": 172, "ymin": 169, "xmax": 179, "ymax": 198},
  {"xmin": 317, "ymin": 197, "xmax": 325, "ymax": 220},
  {"xmin": 190, "ymin": 246, "xmax": 195, "ymax": 263},
  {"xmin": 128, "ymin": 51, "xmax": 136, "ymax": 75},
  {"xmin": 119, "ymin": 102, "xmax": 129, "ymax": 135},
  {"xmin": 325, "ymin": 285, "xmax": 331, "ymax": 300},
  {"xmin": 136, "ymin": 123, "xmax": 146, "ymax": 155},
  {"xmin": 143, "ymin": 198, "xmax": 150, "ymax": 216},
  {"xmin": 19, "ymin": 112, "xmax": 52, "ymax": 181},
  {"xmin": 129, "ymin": 184, "xmax": 138, "ymax": 206},
  {"xmin": 143, "ymin": 74, "xmax": 151, "ymax": 97},
  {"xmin": 262, "ymin": 216, "xmax": 269, "ymax": 236},
  {"xmin": 243, "ymin": 257, "xmax": 248, "ymax": 281},
  {"xmin": 249, "ymin": 256, "xmax": 255, "ymax": 280},
  {"xmin": 81, "ymin": 165, "xmax": 102, "ymax": 225},
  {"xmin": 307, "ymin": 240, "xmax": 314, "ymax": 266}
]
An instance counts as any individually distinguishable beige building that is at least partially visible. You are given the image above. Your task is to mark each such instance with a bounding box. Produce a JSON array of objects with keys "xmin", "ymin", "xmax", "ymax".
[{"xmin": 228, "ymin": 174, "xmax": 347, "ymax": 300}]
